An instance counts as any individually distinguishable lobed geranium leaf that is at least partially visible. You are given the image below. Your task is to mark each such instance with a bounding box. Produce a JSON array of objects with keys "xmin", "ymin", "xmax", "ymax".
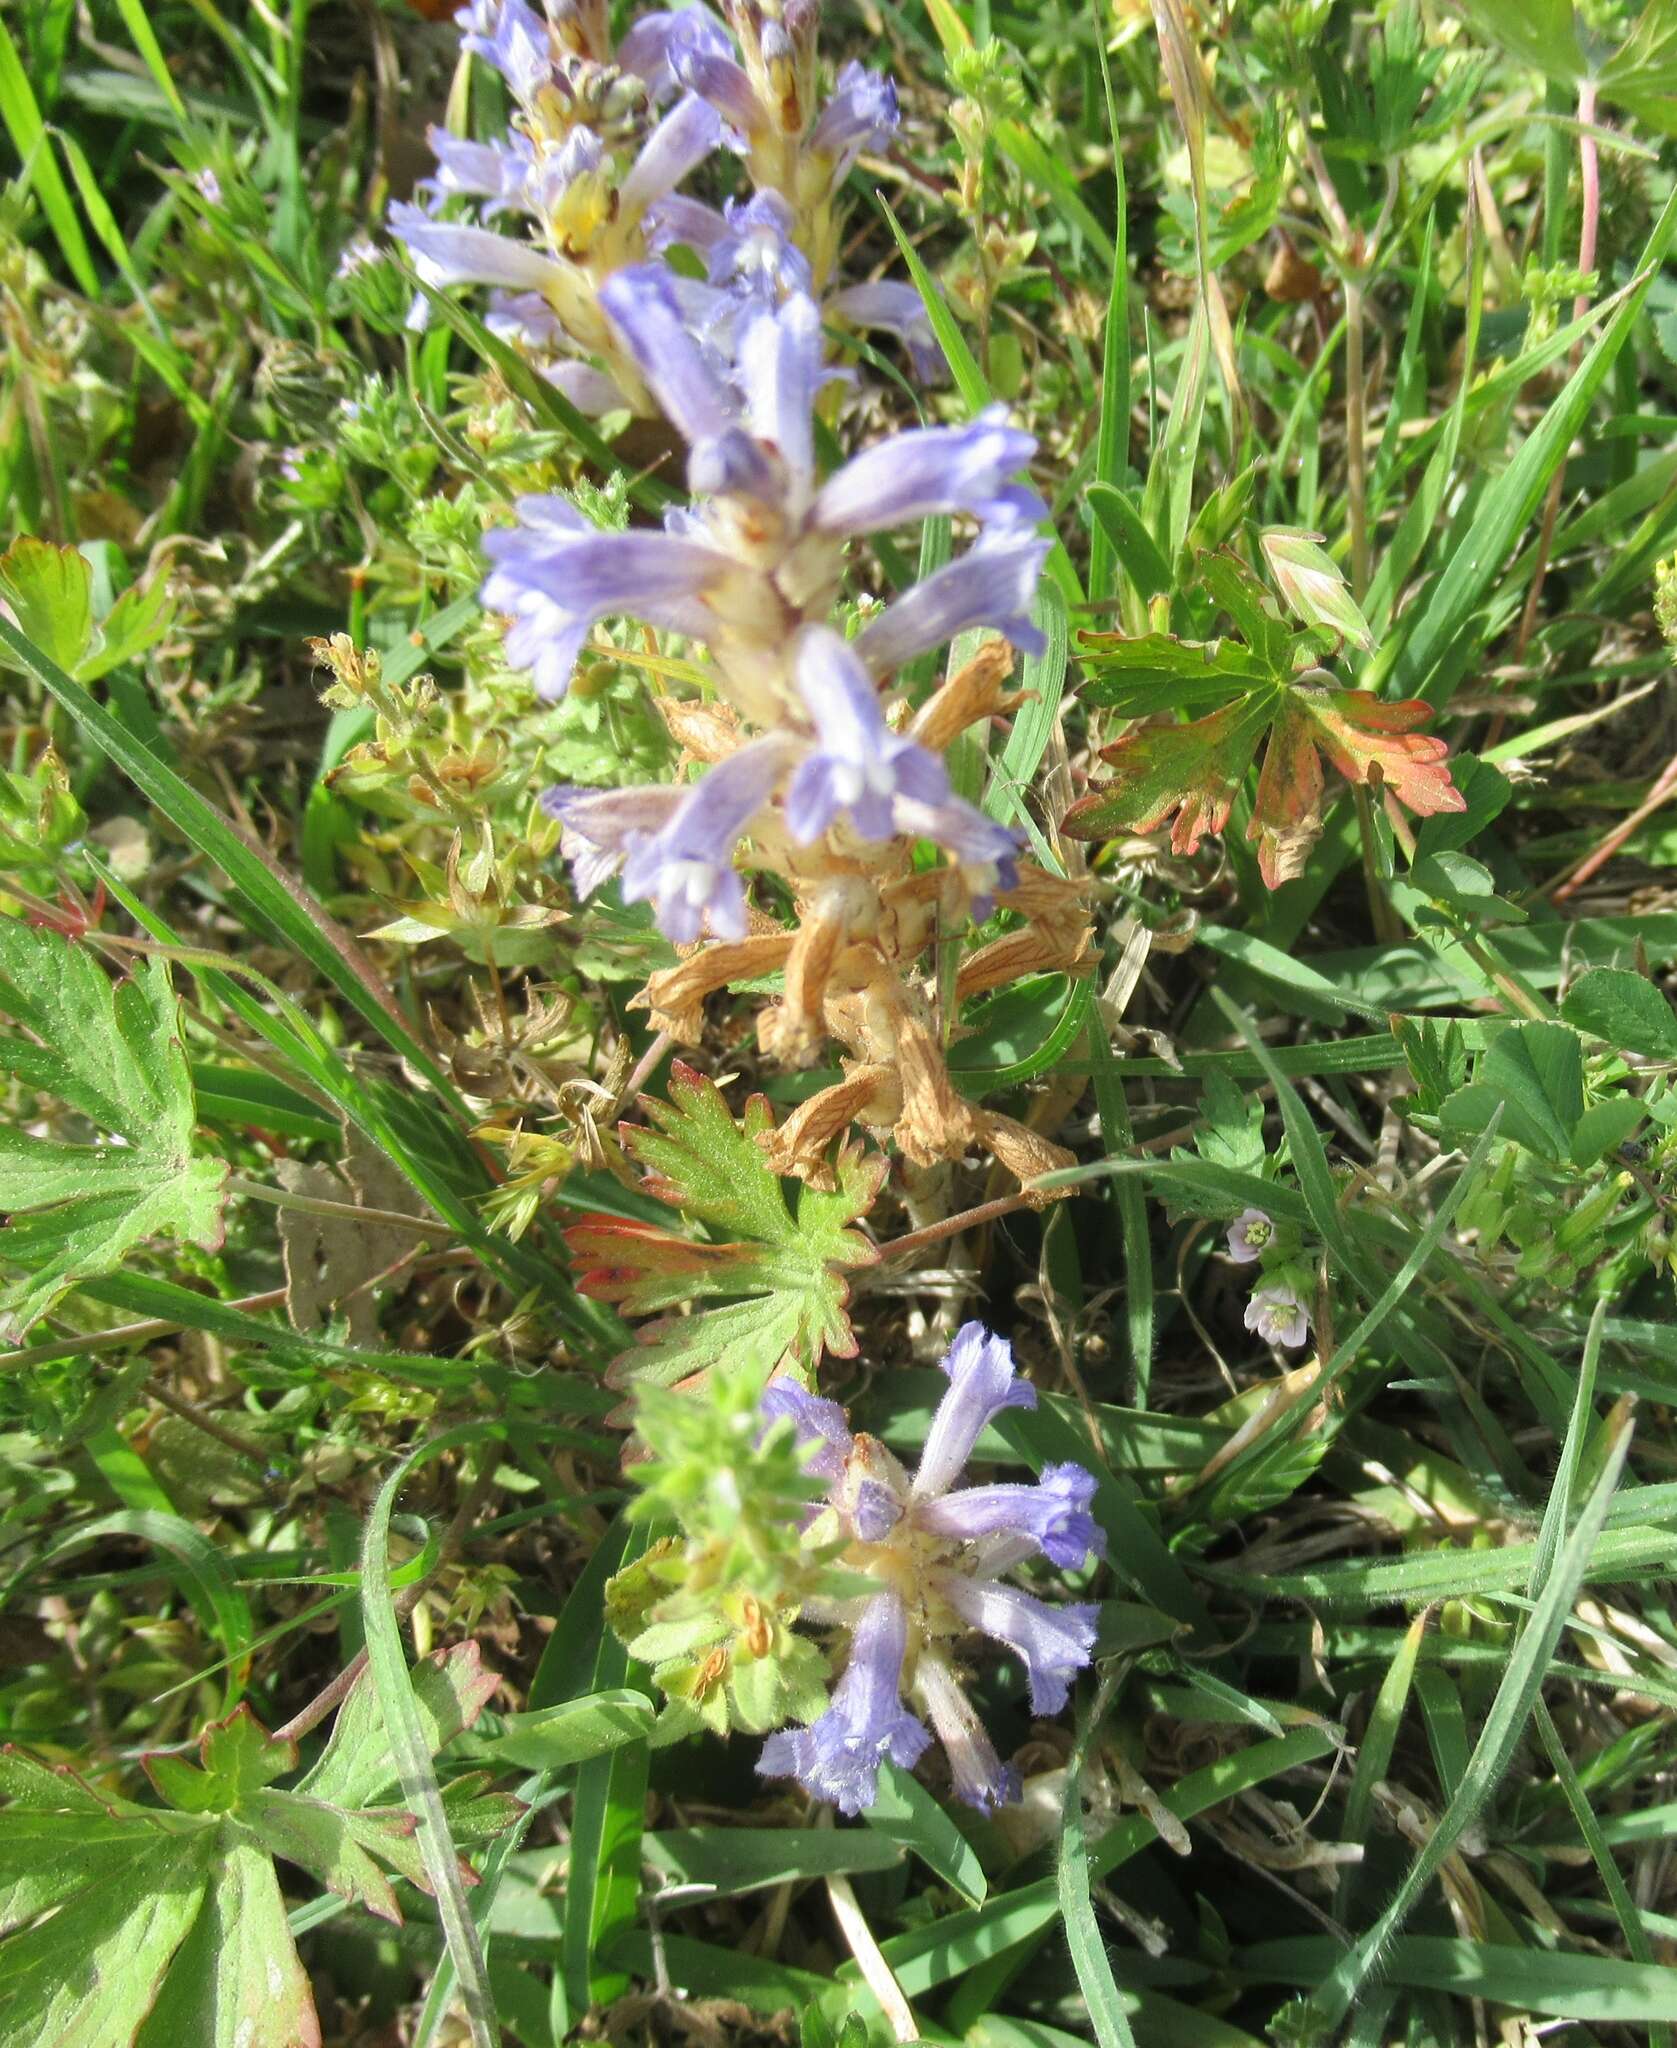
[
  {"xmin": 0, "ymin": 921, "xmax": 229, "ymax": 1341},
  {"xmin": 0, "ymin": 537, "xmax": 174, "ymax": 685},
  {"xmin": 1064, "ymin": 672, "xmax": 1464, "ymax": 887},
  {"xmin": 0, "ymin": 1643, "xmax": 511, "ymax": 2046},
  {"xmin": 567, "ymin": 1061, "xmax": 881, "ymax": 1397}
]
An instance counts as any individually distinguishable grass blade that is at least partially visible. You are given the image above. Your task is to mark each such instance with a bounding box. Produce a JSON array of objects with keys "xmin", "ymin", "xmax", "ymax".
[
  {"xmin": 360, "ymin": 1426, "xmax": 502, "ymax": 2048},
  {"xmin": 1294, "ymin": 1395, "xmax": 1637, "ymax": 2039}
]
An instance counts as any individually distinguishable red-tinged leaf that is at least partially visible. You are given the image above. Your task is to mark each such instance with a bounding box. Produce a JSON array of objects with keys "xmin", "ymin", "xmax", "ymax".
[
  {"xmin": 565, "ymin": 1216, "xmax": 769, "ymax": 1307},
  {"xmin": 1061, "ymin": 694, "xmax": 1272, "ymax": 854},
  {"xmin": 570, "ymin": 1061, "xmax": 882, "ymax": 1398},
  {"xmin": 1063, "ymin": 679, "xmax": 1464, "ymax": 888}
]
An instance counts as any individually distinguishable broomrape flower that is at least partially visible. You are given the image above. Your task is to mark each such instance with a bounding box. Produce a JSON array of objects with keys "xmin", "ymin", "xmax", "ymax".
[
  {"xmin": 391, "ymin": 0, "xmax": 724, "ymax": 389},
  {"xmin": 485, "ymin": 269, "xmax": 1045, "ymax": 718},
  {"xmin": 754, "ymin": 1322, "xmax": 1102, "ymax": 1817},
  {"xmin": 489, "ymin": 268, "xmax": 1043, "ymax": 941}
]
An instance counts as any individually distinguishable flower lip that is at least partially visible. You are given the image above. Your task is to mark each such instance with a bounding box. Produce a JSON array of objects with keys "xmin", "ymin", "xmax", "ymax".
[
  {"xmin": 915, "ymin": 1463, "xmax": 1105, "ymax": 1572},
  {"xmin": 936, "ymin": 1575, "xmax": 1098, "ymax": 1716},
  {"xmin": 911, "ymin": 1322, "xmax": 1037, "ymax": 1502},
  {"xmin": 756, "ymin": 1593, "xmax": 930, "ymax": 1816},
  {"xmin": 785, "ymin": 628, "xmax": 951, "ymax": 844}
]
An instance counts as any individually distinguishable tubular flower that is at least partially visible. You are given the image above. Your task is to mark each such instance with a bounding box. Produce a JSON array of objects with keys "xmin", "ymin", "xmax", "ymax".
[
  {"xmin": 482, "ymin": 272, "xmax": 1044, "ymax": 718},
  {"xmin": 391, "ymin": 0, "xmax": 725, "ymax": 393},
  {"xmin": 481, "ymin": 271, "xmax": 1054, "ymax": 1001},
  {"xmin": 756, "ymin": 1323, "xmax": 1103, "ymax": 1816}
]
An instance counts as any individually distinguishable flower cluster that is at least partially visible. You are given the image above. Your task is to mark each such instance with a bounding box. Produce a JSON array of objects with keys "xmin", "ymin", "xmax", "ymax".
[
  {"xmin": 1226, "ymin": 1206, "xmax": 1313, "ymax": 1350},
  {"xmin": 419, "ymin": 8, "xmax": 1093, "ymax": 1189},
  {"xmin": 755, "ymin": 1324, "xmax": 1102, "ymax": 1814},
  {"xmin": 612, "ymin": 1322, "xmax": 1104, "ymax": 1816},
  {"xmin": 390, "ymin": 0, "xmax": 933, "ymax": 411}
]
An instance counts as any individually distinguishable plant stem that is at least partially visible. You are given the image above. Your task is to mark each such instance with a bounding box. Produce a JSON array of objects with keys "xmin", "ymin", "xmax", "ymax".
[
  {"xmin": 227, "ymin": 1174, "xmax": 446, "ymax": 1238},
  {"xmin": 1344, "ymin": 272, "xmax": 1370, "ymax": 602}
]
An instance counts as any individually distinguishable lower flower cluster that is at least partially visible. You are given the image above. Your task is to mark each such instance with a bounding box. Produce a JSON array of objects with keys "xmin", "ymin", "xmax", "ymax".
[{"xmin": 613, "ymin": 1322, "xmax": 1104, "ymax": 1818}]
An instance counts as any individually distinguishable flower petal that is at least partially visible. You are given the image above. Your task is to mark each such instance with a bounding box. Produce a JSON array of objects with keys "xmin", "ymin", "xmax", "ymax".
[
  {"xmin": 813, "ymin": 404, "xmax": 1037, "ymax": 538},
  {"xmin": 619, "ymin": 736, "xmax": 795, "ymax": 943},
  {"xmin": 913, "ymin": 1651, "xmax": 1022, "ymax": 1814},
  {"xmin": 855, "ymin": 526, "xmax": 1050, "ymax": 675},
  {"xmin": 916, "ymin": 1463, "xmax": 1105, "ymax": 1571},
  {"xmin": 599, "ymin": 263, "xmax": 738, "ymax": 449},
  {"xmin": 937, "ymin": 1576, "xmax": 1097, "ymax": 1715},
  {"xmin": 757, "ymin": 1593, "xmax": 930, "ymax": 1815},
  {"xmin": 911, "ymin": 1322, "xmax": 1036, "ymax": 1501},
  {"xmin": 759, "ymin": 1376, "xmax": 852, "ymax": 1484}
]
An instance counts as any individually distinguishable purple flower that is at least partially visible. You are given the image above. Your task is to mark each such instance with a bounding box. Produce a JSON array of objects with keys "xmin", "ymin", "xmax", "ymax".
[
  {"xmin": 388, "ymin": 201, "xmax": 571, "ymax": 300},
  {"xmin": 618, "ymin": 7, "xmax": 736, "ymax": 100},
  {"xmin": 856, "ymin": 524, "xmax": 1050, "ymax": 675},
  {"xmin": 1245, "ymin": 1283, "xmax": 1311, "ymax": 1350},
  {"xmin": 540, "ymin": 783, "xmax": 685, "ymax": 900},
  {"xmin": 667, "ymin": 12, "xmax": 764, "ymax": 135},
  {"xmin": 1226, "ymin": 1207, "xmax": 1274, "ymax": 1264},
  {"xmin": 481, "ymin": 495, "xmax": 725, "ymax": 700},
  {"xmin": 827, "ymin": 279, "xmax": 943, "ymax": 380},
  {"xmin": 760, "ymin": 1377, "xmax": 853, "ymax": 1485},
  {"xmin": 621, "ymin": 94, "xmax": 724, "ymax": 217},
  {"xmin": 912, "ymin": 1321, "xmax": 1038, "ymax": 1500},
  {"xmin": 812, "ymin": 404, "xmax": 1039, "ymax": 537},
  {"xmin": 785, "ymin": 629, "xmax": 949, "ymax": 842},
  {"xmin": 917, "ymin": 1463, "xmax": 1104, "ymax": 1571},
  {"xmin": 808, "ymin": 62, "xmax": 900, "ymax": 179},
  {"xmin": 707, "ymin": 192, "xmax": 813, "ymax": 303},
  {"xmin": 481, "ymin": 276, "xmax": 1047, "ymax": 712},
  {"xmin": 913, "ymin": 1652, "xmax": 1021, "ymax": 1815},
  {"xmin": 618, "ymin": 736, "xmax": 794, "ymax": 942},
  {"xmin": 599, "ymin": 265, "xmax": 738, "ymax": 453},
  {"xmin": 455, "ymin": 0, "xmax": 552, "ymax": 104},
  {"xmin": 937, "ymin": 1576, "xmax": 1099, "ymax": 1716},
  {"xmin": 758, "ymin": 1595, "xmax": 931, "ymax": 1816},
  {"xmin": 421, "ymin": 128, "xmax": 536, "ymax": 212},
  {"xmin": 891, "ymin": 793, "xmax": 1022, "ymax": 915},
  {"xmin": 756, "ymin": 1322, "xmax": 1102, "ymax": 1815}
]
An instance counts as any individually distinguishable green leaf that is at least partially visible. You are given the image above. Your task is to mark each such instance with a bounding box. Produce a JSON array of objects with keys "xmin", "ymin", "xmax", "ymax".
[
  {"xmin": 0, "ymin": 922, "xmax": 228, "ymax": 1340},
  {"xmin": 1439, "ymin": 1020, "xmax": 1585, "ymax": 1161},
  {"xmin": 478, "ymin": 1690, "xmax": 657, "ymax": 1773},
  {"xmin": 1409, "ymin": 848, "xmax": 1527, "ymax": 926},
  {"xmin": 1561, "ymin": 967, "xmax": 1677, "ymax": 1060},
  {"xmin": 1083, "ymin": 485, "xmax": 1172, "ymax": 605},
  {"xmin": 568, "ymin": 1062, "xmax": 882, "ymax": 1395},
  {"xmin": 1063, "ymin": 649, "xmax": 1464, "ymax": 890},
  {"xmin": 0, "ymin": 1646, "xmax": 512, "ymax": 2048},
  {"xmin": 0, "ymin": 537, "xmax": 93, "ymax": 674},
  {"xmin": 865, "ymin": 1763, "xmax": 987, "ymax": 1908}
]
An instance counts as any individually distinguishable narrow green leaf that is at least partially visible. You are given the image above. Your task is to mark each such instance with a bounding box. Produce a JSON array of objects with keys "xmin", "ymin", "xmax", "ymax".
[
  {"xmin": 361, "ymin": 1429, "xmax": 503, "ymax": 2048},
  {"xmin": 1295, "ymin": 1399, "xmax": 1637, "ymax": 2038}
]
